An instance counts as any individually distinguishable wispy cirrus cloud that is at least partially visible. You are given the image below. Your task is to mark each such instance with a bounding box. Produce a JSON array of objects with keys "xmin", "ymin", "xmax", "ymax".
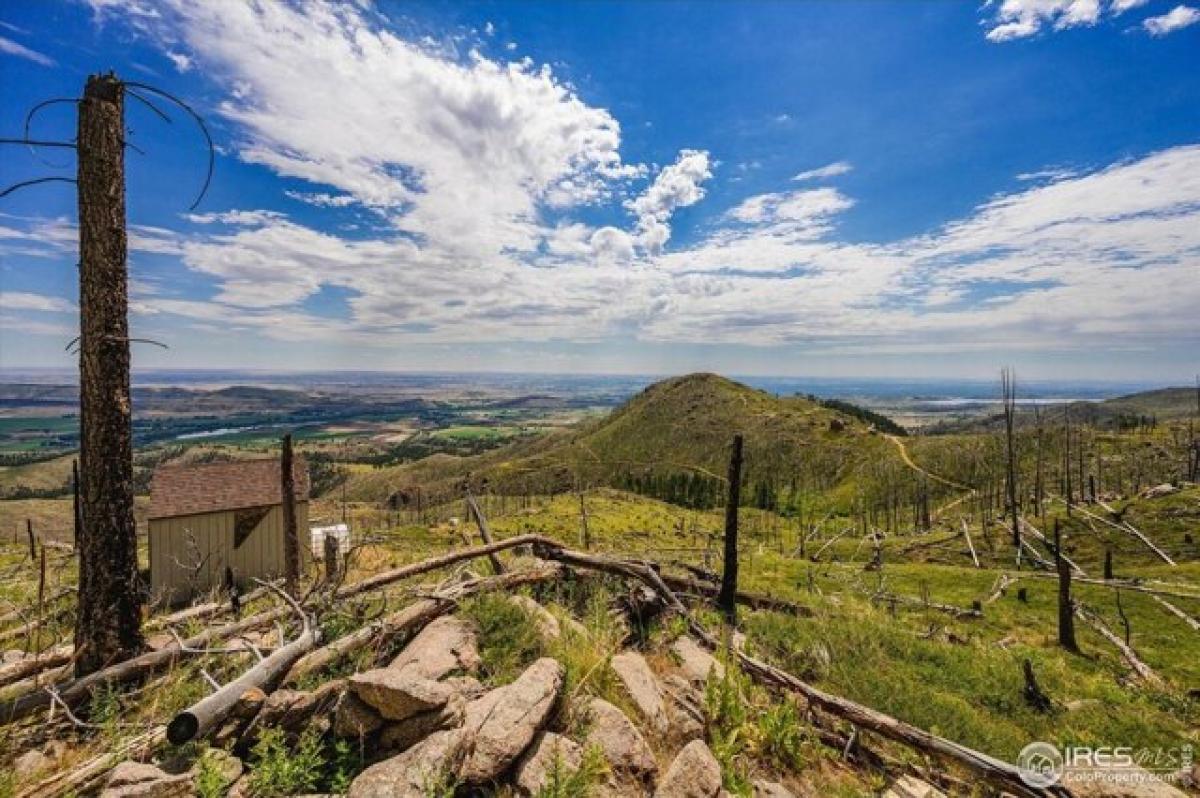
[
  {"xmin": 791, "ymin": 161, "xmax": 853, "ymax": 182},
  {"xmin": 0, "ymin": 33, "xmax": 54, "ymax": 66}
]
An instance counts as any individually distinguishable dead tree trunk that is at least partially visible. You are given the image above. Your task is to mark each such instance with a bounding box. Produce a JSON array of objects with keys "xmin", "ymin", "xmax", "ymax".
[
  {"xmin": 718, "ymin": 433, "xmax": 743, "ymax": 624},
  {"xmin": 323, "ymin": 533, "xmax": 339, "ymax": 585},
  {"xmin": 1002, "ymin": 368, "xmax": 1020, "ymax": 551},
  {"xmin": 1054, "ymin": 520, "xmax": 1079, "ymax": 653},
  {"xmin": 72, "ymin": 459, "xmax": 82, "ymax": 549},
  {"xmin": 281, "ymin": 433, "xmax": 299, "ymax": 597},
  {"xmin": 579, "ymin": 489, "xmax": 591, "ymax": 550},
  {"xmin": 74, "ymin": 73, "xmax": 144, "ymax": 676},
  {"xmin": 465, "ymin": 489, "xmax": 505, "ymax": 574},
  {"xmin": 26, "ymin": 519, "xmax": 35, "ymax": 562}
]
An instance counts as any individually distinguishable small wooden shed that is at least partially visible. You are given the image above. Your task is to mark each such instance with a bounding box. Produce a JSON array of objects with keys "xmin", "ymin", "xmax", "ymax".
[{"xmin": 148, "ymin": 457, "xmax": 310, "ymax": 604}]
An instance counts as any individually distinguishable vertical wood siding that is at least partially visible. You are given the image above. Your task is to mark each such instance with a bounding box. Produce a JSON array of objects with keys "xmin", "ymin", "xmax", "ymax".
[{"xmin": 149, "ymin": 502, "xmax": 309, "ymax": 605}]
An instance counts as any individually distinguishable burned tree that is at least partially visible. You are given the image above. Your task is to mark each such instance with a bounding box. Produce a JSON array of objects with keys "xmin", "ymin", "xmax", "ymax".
[
  {"xmin": 74, "ymin": 74, "xmax": 145, "ymax": 675},
  {"xmin": 281, "ymin": 433, "xmax": 300, "ymax": 597},
  {"xmin": 1053, "ymin": 519, "xmax": 1079, "ymax": 653},
  {"xmin": 1001, "ymin": 368, "xmax": 1020, "ymax": 555},
  {"xmin": 717, "ymin": 433, "xmax": 744, "ymax": 624}
]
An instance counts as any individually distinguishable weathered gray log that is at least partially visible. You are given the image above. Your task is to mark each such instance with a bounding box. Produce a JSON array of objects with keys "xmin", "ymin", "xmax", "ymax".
[
  {"xmin": 1074, "ymin": 605, "xmax": 1165, "ymax": 687},
  {"xmin": 0, "ymin": 645, "xmax": 72, "ymax": 689},
  {"xmin": 1011, "ymin": 572, "xmax": 1200, "ymax": 601},
  {"xmin": 659, "ymin": 573, "xmax": 813, "ymax": 617},
  {"xmin": 0, "ymin": 603, "xmax": 292, "ymax": 724},
  {"xmin": 166, "ymin": 600, "xmax": 316, "ymax": 744},
  {"xmin": 334, "ymin": 534, "xmax": 544, "ymax": 598},
  {"xmin": 961, "ymin": 519, "xmax": 980, "ymax": 568},
  {"xmin": 465, "ymin": 491, "xmax": 505, "ymax": 574},
  {"xmin": 1151, "ymin": 595, "xmax": 1200, "ymax": 632}
]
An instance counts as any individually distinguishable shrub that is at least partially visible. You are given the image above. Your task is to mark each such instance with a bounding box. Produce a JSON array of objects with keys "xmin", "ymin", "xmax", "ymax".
[{"xmin": 248, "ymin": 727, "xmax": 324, "ymax": 797}]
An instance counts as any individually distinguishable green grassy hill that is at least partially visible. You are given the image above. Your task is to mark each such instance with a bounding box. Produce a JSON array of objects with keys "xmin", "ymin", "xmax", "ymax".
[
  {"xmin": 345, "ymin": 373, "xmax": 896, "ymax": 508},
  {"xmin": 933, "ymin": 385, "xmax": 1199, "ymax": 434}
]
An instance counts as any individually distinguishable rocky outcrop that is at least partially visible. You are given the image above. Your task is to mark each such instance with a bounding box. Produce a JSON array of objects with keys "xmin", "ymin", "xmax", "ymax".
[
  {"xmin": 348, "ymin": 729, "xmax": 467, "ymax": 798},
  {"xmin": 349, "ymin": 667, "xmax": 457, "ymax": 721},
  {"xmin": 753, "ymin": 780, "xmax": 797, "ymax": 798},
  {"xmin": 100, "ymin": 762, "xmax": 192, "ymax": 798},
  {"xmin": 882, "ymin": 775, "xmax": 946, "ymax": 798},
  {"xmin": 510, "ymin": 594, "xmax": 563, "ymax": 640},
  {"xmin": 460, "ymin": 657, "xmax": 565, "ymax": 783},
  {"xmin": 611, "ymin": 651, "xmax": 670, "ymax": 733},
  {"xmin": 388, "ymin": 616, "xmax": 480, "ymax": 679},
  {"xmin": 377, "ymin": 697, "xmax": 465, "ymax": 754},
  {"xmin": 514, "ymin": 732, "xmax": 584, "ymax": 795},
  {"xmin": 671, "ymin": 637, "xmax": 723, "ymax": 685},
  {"xmin": 655, "ymin": 740, "xmax": 723, "ymax": 798},
  {"xmin": 583, "ymin": 697, "xmax": 658, "ymax": 779}
]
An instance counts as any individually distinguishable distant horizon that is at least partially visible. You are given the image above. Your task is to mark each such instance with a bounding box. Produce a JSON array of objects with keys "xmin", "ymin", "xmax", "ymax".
[{"xmin": 0, "ymin": 365, "xmax": 1187, "ymax": 398}]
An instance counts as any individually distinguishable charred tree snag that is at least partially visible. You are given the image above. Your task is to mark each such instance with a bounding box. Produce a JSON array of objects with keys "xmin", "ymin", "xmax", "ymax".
[
  {"xmin": 323, "ymin": 533, "xmax": 339, "ymax": 584},
  {"xmin": 26, "ymin": 519, "xmax": 35, "ymax": 562},
  {"xmin": 72, "ymin": 460, "xmax": 82, "ymax": 549},
  {"xmin": 281, "ymin": 433, "xmax": 299, "ymax": 597},
  {"xmin": 1054, "ymin": 520, "xmax": 1079, "ymax": 653},
  {"xmin": 1002, "ymin": 368, "xmax": 1020, "ymax": 552},
  {"xmin": 1104, "ymin": 548, "xmax": 1113, "ymax": 581},
  {"xmin": 74, "ymin": 73, "xmax": 144, "ymax": 677},
  {"xmin": 1022, "ymin": 659, "xmax": 1053, "ymax": 712},
  {"xmin": 718, "ymin": 433, "xmax": 743, "ymax": 624}
]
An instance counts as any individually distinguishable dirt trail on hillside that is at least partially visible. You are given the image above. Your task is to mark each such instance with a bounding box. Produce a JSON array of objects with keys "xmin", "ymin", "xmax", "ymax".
[{"xmin": 883, "ymin": 434, "xmax": 976, "ymax": 518}]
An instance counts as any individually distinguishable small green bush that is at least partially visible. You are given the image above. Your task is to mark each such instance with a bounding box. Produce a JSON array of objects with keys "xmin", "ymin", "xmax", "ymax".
[{"xmin": 247, "ymin": 727, "xmax": 324, "ymax": 797}]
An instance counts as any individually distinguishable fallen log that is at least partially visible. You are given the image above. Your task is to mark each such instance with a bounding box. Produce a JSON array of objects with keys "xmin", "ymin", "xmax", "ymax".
[
  {"xmin": 0, "ymin": 604, "xmax": 73, "ymax": 647},
  {"xmin": 961, "ymin": 519, "xmax": 980, "ymax": 568},
  {"xmin": 532, "ymin": 541, "xmax": 1070, "ymax": 798},
  {"xmin": 167, "ymin": 584, "xmax": 317, "ymax": 745},
  {"xmin": 0, "ymin": 645, "xmax": 72, "ymax": 689},
  {"xmin": 871, "ymin": 591, "xmax": 982, "ymax": 620},
  {"xmin": 1010, "ymin": 572, "xmax": 1200, "ymax": 602},
  {"xmin": 984, "ymin": 574, "xmax": 1017, "ymax": 605},
  {"xmin": 465, "ymin": 491, "xmax": 505, "ymax": 574},
  {"xmin": 1021, "ymin": 520, "xmax": 1084, "ymax": 575},
  {"xmin": 146, "ymin": 581, "xmax": 277, "ymax": 630},
  {"xmin": 284, "ymin": 564, "xmax": 564, "ymax": 687},
  {"xmin": 0, "ymin": 603, "xmax": 294, "ymax": 725},
  {"xmin": 659, "ymin": 572, "xmax": 814, "ymax": 617},
  {"xmin": 18, "ymin": 726, "xmax": 166, "ymax": 798},
  {"xmin": 1075, "ymin": 605, "xmax": 1165, "ymax": 688},
  {"xmin": 1053, "ymin": 498, "xmax": 1175, "ymax": 566},
  {"xmin": 333, "ymin": 533, "xmax": 543, "ymax": 599},
  {"xmin": 1151, "ymin": 595, "xmax": 1200, "ymax": 633}
]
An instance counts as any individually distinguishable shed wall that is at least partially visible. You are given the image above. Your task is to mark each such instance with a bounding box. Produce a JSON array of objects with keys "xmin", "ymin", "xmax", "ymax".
[{"xmin": 149, "ymin": 501, "xmax": 309, "ymax": 604}]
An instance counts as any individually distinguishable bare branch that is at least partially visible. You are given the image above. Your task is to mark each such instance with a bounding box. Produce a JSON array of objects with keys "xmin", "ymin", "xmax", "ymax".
[
  {"xmin": 121, "ymin": 81, "xmax": 214, "ymax": 210},
  {"xmin": 0, "ymin": 176, "xmax": 76, "ymax": 200}
]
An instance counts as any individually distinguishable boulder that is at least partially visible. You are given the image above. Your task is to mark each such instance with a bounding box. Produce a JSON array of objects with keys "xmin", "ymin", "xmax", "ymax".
[
  {"xmin": 389, "ymin": 616, "xmax": 480, "ymax": 680},
  {"xmin": 654, "ymin": 740, "xmax": 722, "ymax": 798},
  {"xmin": 349, "ymin": 668, "xmax": 456, "ymax": 721},
  {"xmin": 100, "ymin": 762, "xmax": 192, "ymax": 798},
  {"xmin": 12, "ymin": 748, "xmax": 54, "ymax": 780},
  {"xmin": 514, "ymin": 732, "xmax": 584, "ymax": 795},
  {"xmin": 460, "ymin": 657, "xmax": 564, "ymax": 784},
  {"xmin": 3, "ymin": 649, "xmax": 26, "ymax": 663},
  {"xmin": 583, "ymin": 697, "xmax": 658, "ymax": 778},
  {"xmin": 671, "ymin": 637, "xmax": 723, "ymax": 685},
  {"xmin": 882, "ymin": 775, "xmax": 946, "ymax": 798},
  {"xmin": 348, "ymin": 729, "xmax": 467, "ymax": 798},
  {"xmin": 333, "ymin": 691, "xmax": 384, "ymax": 738},
  {"xmin": 1141, "ymin": 484, "xmax": 1179, "ymax": 499},
  {"xmin": 510, "ymin": 594, "xmax": 562, "ymax": 640},
  {"xmin": 662, "ymin": 674, "xmax": 705, "ymax": 741},
  {"xmin": 753, "ymin": 781, "xmax": 796, "ymax": 798},
  {"xmin": 611, "ymin": 651, "xmax": 670, "ymax": 733},
  {"xmin": 378, "ymin": 696, "xmax": 466, "ymax": 754}
]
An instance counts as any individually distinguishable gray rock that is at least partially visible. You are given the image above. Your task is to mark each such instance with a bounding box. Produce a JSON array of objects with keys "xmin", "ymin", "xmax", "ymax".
[
  {"xmin": 333, "ymin": 691, "xmax": 384, "ymax": 738},
  {"xmin": 100, "ymin": 762, "xmax": 192, "ymax": 798},
  {"xmin": 377, "ymin": 696, "xmax": 465, "ymax": 754},
  {"xmin": 662, "ymin": 674, "xmax": 705, "ymax": 741},
  {"xmin": 460, "ymin": 657, "xmax": 564, "ymax": 784},
  {"xmin": 882, "ymin": 775, "xmax": 946, "ymax": 798},
  {"xmin": 611, "ymin": 651, "xmax": 670, "ymax": 733},
  {"xmin": 654, "ymin": 740, "xmax": 722, "ymax": 798},
  {"xmin": 12, "ymin": 748, "xmax": 53, "ymax": 780},
  {"xmin": 514, "ymin": 732, "xmax": 584, "ymax": 795},
  {"xmin": 510, "ymin": 594, "xmax": 563, "ymax": 640},
  {"xmin": 349, "ymin": 668, "xmax": 456, "ymax": 721},
  {"xmin": 583, "ymin": 697, "xmax": 658, "ymax": 778},
  {"xmin": 754, "ymin": 780, "xmax": 797, "ymax": 798},
  {"xmin": 671, "ymin": 637, "xmax": 723, "ymax": 685},
  {"xmin": 389, "ymin": 616, "xmax": 480, "ymax": 680},
  {"xmin": 348, "ymin": 729, "xmax": 467, "ymax": 798}
]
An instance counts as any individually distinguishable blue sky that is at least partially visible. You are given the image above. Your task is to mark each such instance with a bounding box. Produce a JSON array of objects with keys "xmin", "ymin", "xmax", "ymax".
[{"xmin": 1, "ymin": 0, "xmax": 1198, "ymax": 381}]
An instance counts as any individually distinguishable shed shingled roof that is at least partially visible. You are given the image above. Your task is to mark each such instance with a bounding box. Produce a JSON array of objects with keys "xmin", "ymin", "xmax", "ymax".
[{"xmin": 149, "ymin": 457, "xmax": 310, "ymax": 520}]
